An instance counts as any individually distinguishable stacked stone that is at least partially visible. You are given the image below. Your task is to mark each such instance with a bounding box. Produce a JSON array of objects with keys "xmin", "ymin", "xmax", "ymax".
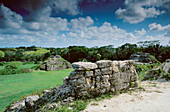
[
  {"xmin": 95, "ymin": 60, "xmax": 113, "ymax": 94},
  {"xmin": 68, "ymin": 62, "xmax": 98, "ymax": 98},
  {"xmin": 66, "ymin": 60, "xmax": 138, "ymax": 98}
]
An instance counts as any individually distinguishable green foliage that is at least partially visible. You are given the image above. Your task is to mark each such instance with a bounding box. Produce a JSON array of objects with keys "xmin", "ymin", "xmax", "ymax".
[
  {"xmin": 71, "ymin": 100, "xmax": 88, "ymax": 111},
  {"xmin": 150, "ymin": 55, "xmax": 160, "ymax": 63},
  {"xmin": 31, "ymin": 64, "xmax": 42, "ymax": 70},
  {"xmin": 0, "ymin": 62, "xmax": 4, "ymax": 66},
  {"xmin": 0, "ymin": 40, "xmax": 169, "ymax": 63},
  {"xmin": 7, "ymin": 61, "xmax": 23, "ymax": 68},
  {"xmin": 0, "ymin": 68, "xmax": 32, "ymax": 75},
  {"xmin": 135, "ymin": 63, "xmax": 161, "ymax": 80},
  {"xmin": 23, "ymin": 48, "xmax": 50, "ymax": 61},
  {"xmin": 0, "ymin": 62, "xmax": 37, "ymax": 75},
  {"xmin": 161, "ymin": 73, "xmax": 170, "ymax": 80},
  {"xmin": 0, "ymin": 50, "xmax": 5, "ymax": 59},
  {"xmin": 5, "ymin": 64, "xmax": 18, "ymax": 70}
]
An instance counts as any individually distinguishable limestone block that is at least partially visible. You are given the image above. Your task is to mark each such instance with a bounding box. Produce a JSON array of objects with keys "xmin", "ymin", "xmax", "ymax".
[
  {"xmin": 110, "ymin": 86, "xmax": 115, "ymax": 92},
  {"xmin": 69, "ymin": 77, "xmax": 86, "ymax": 86},
  {"xmin": 101, "ymin": 67, "xmax": 113, "ymax": 75},
  {"xmin": 100, "ymin": 88, "xmax": 107, "ymax": 94},
  {"xmin": 25, "ymin": 95, "xmax": 39, "ymax": 109},
  {"xmin": 6, "ymin": 100, "xmax": 25, "ymax": 112},
  {"xmin": 77, "ymin": 91, "xmax": 88, "ymax": 97},
  {"xmin": 94, "ymin": 69, "xmax": 102, "ymax": 76},
  {"xmin": 72, "ymin": 62, "xmax": 97, "ymax": 70},
  {"xmin": 96, "ymin": 76, "xmax": 101, "ymax": 83},
  {"xmin": 120, "ymin": 72, "xmax": 131, "ymax": 83},
  {"xmin": 85, "ymin": 71, "xmax": 94, "ymax": 77},
  {"xmin": 101, "ymin": 75, "xmax": 109, "ymax": 82},
  {"xmin": 75, "ymin": 83, "xmax": 91, "ymax": 91},
  {"xmin": 69, "ymin": 71, "xmax": 84, "ymax": 79},
  {"xmin": 96, "ymin": 60, "xmax": 113, "ymax": 68},
  {"xmin": 100, "ymin": 82, "xmax": 110, "ymax": 88},
  {"xmin": 95, "ymin": 83, "xmax": 101, "ymax": 89},
  {"xmin": 86, "ymin": 77, "xmax": 93, "ymax": 84},
  {"xmin": 110, "ymin": 72, "xmax": 120, "ymax": 79},
  {"xmin": 63, "ymin": 77, "xmax": 69, "ymax": 85},
  {"xmin": 131, "ymin": 75, "xmax": 138, "ymax": 82}
]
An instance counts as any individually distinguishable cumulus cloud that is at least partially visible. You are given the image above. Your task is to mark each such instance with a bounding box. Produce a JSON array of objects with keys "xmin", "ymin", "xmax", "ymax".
[
  {"xmin": 66, "ymin": 21, "xmax": 138, "ymax": 46},
  {"xmin": 115, "ymin": 0, "xmax": 168, "ymax": 24},
  {"xmin": 70, "ymin": 16, "xmax": 94, "ymax": 30},
  {"xmin": 0, "ymin": 14, "xmax": 139, "ymax": 47},
  {"xmin": 0, "ymin": 4, "xmax": 23, "ymax": 29},
  {"xmin": 149, "ymin": 23, "xmax": 170, "ymax": 31},
  {"xmin": 135, "ymin": 28, "xmax": 146, "ymax": 36},
  {"xmin": 18, "ymin": 0, "xmax": 81, "ymax": 21},
  {"xmin": 145, "ymin": 33, "xmax": 170, "ymax": 45}
]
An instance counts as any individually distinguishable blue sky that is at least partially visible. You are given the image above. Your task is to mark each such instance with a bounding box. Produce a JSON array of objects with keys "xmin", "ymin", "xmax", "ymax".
[{"xmin": 0, "ymin": 0, "xmax": 170, "ymax": 48}]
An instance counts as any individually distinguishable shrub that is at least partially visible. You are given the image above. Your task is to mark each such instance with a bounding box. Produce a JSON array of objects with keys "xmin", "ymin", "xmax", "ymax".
[
  {"xmin": 0, "ymin": 62, "xmax": 4, "ymax": 66},
  {"xmin": 9, "ymin": 61, "xmax": 22, "ymax": 67},
  {"xmin": 0, "ymin": 68, "xmax": 32, "ymax": 75},
  {"xmin": 23, "ymin": 61, "xmax": 34, "ymax": 65},
  {"xmin": 31, "ymin": 64, "xmax": 42, "ymax": 70},
  {"xmin": 5, "ymin": 65, "xmax": 18, "ymax": 69}
]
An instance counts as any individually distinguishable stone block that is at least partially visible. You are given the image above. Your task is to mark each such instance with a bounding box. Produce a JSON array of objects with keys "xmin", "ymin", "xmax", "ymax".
[
  {"xmin": 96, "ymin": 76, "xmax": 101, "ymax": 83},
  {"xmin": 110, "ymin": 72, "xmax": 120, "ymax": 79},
  {"xmin": 101, "ymin": 75, "xmax": 109, "ymax": 82},
  {"xmin": 94, "ymin": 69, "xmax": 102, "ymax": 76},
  {"xmin": 69, "ymin": 77, "xmax": 86, "ymax": 86},
  {"xmin": 96, "ymin": 60, "xmax": 113, "ymax": 68},
  {"xmin": 85, "ymin": 71, "xmax": 93, "ymax": 77},
  {"xmin": 72, "ymin": 62, "xmax": 97, "ymax": 70},
  {"xmin": 101, "ymin": 67, "xmax": 113, "ymax": 75},
  {"xmin": 69, "ymin": 71, "xmax": 84, "ymax": 79},
  {"xmin": 100, "ymin": 82, "xmax": 110, "ymax": 88}
]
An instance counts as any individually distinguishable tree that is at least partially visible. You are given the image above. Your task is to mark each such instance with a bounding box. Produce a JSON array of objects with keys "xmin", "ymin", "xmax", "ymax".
[
  {"xmin": 116, "ymin": 43, "xmax": 138, "ymax": 60},
  {"xmin": 0, "ymin": 50, "xmax": 5, "ymax": 60}
]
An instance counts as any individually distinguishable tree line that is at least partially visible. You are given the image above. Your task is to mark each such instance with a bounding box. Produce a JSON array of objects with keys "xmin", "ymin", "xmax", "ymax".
[{"xmin": 0, "ymin": 40, "xmax": 169, "ymax": 63}]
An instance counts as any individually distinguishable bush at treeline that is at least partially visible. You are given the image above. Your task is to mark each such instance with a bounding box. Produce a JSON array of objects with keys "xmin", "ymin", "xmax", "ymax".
[
  {"xmin": 0, "ymin": 40, "xmax": 169, "ymax": 63},
  {"xmin": 0, "ymin": 62, "xmax": 32, "ymax": 75}
]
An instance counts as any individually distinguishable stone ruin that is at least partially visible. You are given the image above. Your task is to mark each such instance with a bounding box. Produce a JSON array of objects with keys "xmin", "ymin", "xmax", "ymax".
[
  {"xmin": 129, "ymin": 52, "xmax": 158, "ymax": 64},
  {"xmin": 6, "ymin": 60, "xmax": 138, "ymax": 112},
  {"xmin": 40, "ymin": 55, "xmax": 72, "ymax": 71},
  {"xmin": 144, "ymin": 59, "xmax": 170, "ymax": 80}
]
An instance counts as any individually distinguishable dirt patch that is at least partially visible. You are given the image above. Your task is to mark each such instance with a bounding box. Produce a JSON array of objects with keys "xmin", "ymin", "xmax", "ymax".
[{"xmin": 83, "ymin": 80, "xmax": 170, "ymax": 112}]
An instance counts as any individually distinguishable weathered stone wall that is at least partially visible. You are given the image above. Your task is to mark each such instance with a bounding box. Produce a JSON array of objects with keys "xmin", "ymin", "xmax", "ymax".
[
  {"xmin": 65, "ymin": 60, "xmax": 138, "ymax": 98},
  {"xmin": 6, "ymin": 60, "xmax": 138, "ymax": 112}
]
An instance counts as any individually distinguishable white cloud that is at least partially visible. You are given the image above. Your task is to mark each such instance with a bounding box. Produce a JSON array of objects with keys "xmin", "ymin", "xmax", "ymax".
[
  {"xmin": 149, "ymin": 23, "xmax": 170, "ymax": 31},
  {"xmin": 65, "ymin": 21, "xmax": 138, "ymax": 47},
  {"xmin": 52, "ymin": 0, "xmax": 80, "ymax": 15},
  {"xmin": 115, "ymin": 0, "xmax": 168, "ymax": 24},
  {"xmin": 0, "ymin": 37, "xmax": 3, "ymax": 40},
  {"xmin": 70, "ymin": 16, "xmax": 94, "ymax": 30},
  {"xmin": 145, "ymin": 33, "xmax": 170, "ymax": 45},
  {"xmin": 0, "ymin": 4, "xmax": 23, "ymax": 29},
  {"xmin": 135, "ymin": 28, "xmax": 146, "ymax": 36}
]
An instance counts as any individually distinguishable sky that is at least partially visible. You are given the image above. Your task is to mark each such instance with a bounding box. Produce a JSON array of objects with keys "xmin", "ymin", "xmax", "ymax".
[{"xmin": 0, "ymin": 0, "xmax": 170, "ymax": 48}]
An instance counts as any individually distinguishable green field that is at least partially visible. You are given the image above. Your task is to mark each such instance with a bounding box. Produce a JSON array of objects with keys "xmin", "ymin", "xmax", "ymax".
[{"xmin": 0, "ymin": 69, "xmax": 73, "ymax": 111}]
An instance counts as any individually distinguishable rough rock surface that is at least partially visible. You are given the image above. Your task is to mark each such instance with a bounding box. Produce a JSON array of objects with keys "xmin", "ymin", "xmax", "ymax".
[
  {"xmin": 72, "ymin": 62, "xmax": 98, "ymax": 70},
  {"xmin": 6, "ymin": 60, "xmax": 138, "ymax": 112},
  {"xmin": 129, "ymin": 53, "xmax": 158, "ymax": 63},
  {"xmin": 40, "ymin": 55, "xmax": 72, "ymax": 71},
  {"xmin": 144, "ymin": 59, "xmax": 170, "ymax": 80}
]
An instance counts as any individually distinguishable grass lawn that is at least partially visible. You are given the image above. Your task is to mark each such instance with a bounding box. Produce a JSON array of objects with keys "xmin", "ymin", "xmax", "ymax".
[{"xmin": 0, "ymin": 69, "xmax": 73, "ymax": 111}]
